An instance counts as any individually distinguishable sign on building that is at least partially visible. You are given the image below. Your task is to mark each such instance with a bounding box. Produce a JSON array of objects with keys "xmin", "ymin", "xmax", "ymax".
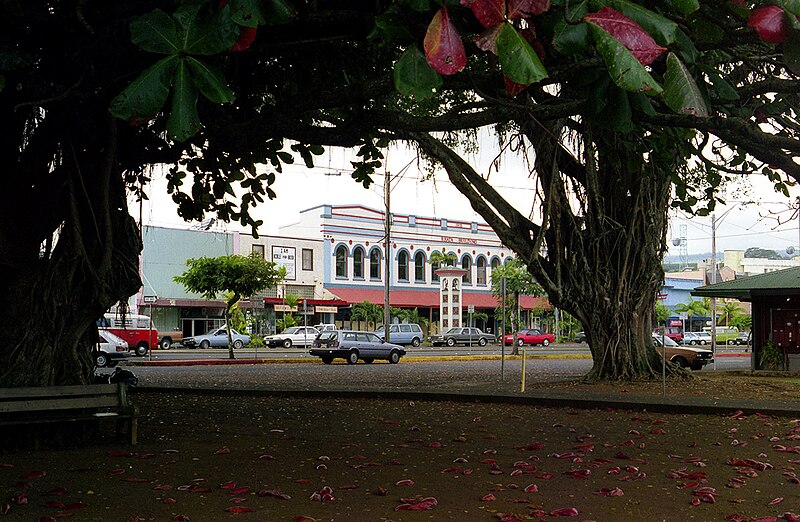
[{"xmin": 272, "ymin": 246, "xmax": 296, "ymax": 280}]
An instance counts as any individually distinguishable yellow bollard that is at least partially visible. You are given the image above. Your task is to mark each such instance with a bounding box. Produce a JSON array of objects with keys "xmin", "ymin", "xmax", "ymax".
[{"xmin": 521, "ymin": 349, "xmax": 526, "ymax": 392}]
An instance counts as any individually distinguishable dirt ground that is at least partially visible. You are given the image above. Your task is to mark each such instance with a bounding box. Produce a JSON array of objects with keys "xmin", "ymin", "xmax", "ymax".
[{"xmin": 1, "ymin": 376, "xmax": 800, "ymax": 522}]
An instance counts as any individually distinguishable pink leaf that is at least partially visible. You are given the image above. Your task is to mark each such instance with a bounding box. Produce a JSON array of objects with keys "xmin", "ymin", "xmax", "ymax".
[
  {"xmin": 507, "ymin": 0, "xmax": 550, "ymax": 19},
  {"xmin": 220, "ymin": 481, "xmax": 237, "ymax": 489},
  {"xmin": 550, "ymin": 507, "xmax": 579, "ymax": 516},
  {"xmin": 748, "ymin": 6, "xmax": 789, "ymax": 44},
  {"xmin": 595, "ymin": 487, "xmax": 624, "ymax": 497},
  {"xmin": 481, "ymin": 493, "xmax": 496, "ymax": 501},
  {"xmin": 257, "ymin": 488, "xmax": 291, "ymax": 500},
  {"xmin": 461, "ymin": 0, "xmax": 505, "ymax": 28},
  {"xmin": 231, "ymin": 27, "xmax": 257, "ymax": 52},
  {"xmin": 395, "ymin": 496, "xmax": 438, "ymax": 511},
  {"xmin": 523, "ymin": 484, "xmax": 538, "ymax": 493},
  {"xmin": 173, "ymin": 516, "xmax": 190, "ymax": 522},
  {"xmin": 583, "ymin": 7, "xmax": 666, "ymax": 66},
  {"xmin": 395, "ymin": 479, "xmax": 415, "ymax": 487},
  {"xmin": 294, "ymin": 517, "xmax": 317, "ymax": 522},
  {"xmin": 769, "ymin": 497, "xmax": 784, "ymax": 505},
  {"xmin": 424, "ymin": 8, "xmax": 467, "ymax": 75},
  {"xmin": 214, "ymin": 447, "xmax": 231, "ymax": 455},
  {"xmin": 225, "ymin": 506, "xmax": 255, "ymax": 513},
  {"xmin": 229, "ymin": 486, "xmax": 250, "ymax": 495}
]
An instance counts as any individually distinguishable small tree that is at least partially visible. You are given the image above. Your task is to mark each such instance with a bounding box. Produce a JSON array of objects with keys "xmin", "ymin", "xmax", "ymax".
[
  {"xmin": 175, "ymin": 254, "xmax": 286, "ymax": 359},
  {"xmin": 491, "ymin": 258, "xmax": 545, "ymax": 355},
  {"xmin": 654, "ymin": 302, "xmax": 671, "ymax": 326},
  {"xmin": 673, "ymin": 299, "xmax": 711, "ymax": 331},
  {"xmin": 719, "ymin": 301, "xmax": 743, "ymax": 327},
  {"xmin": 350, "ymin": 301, "xmax": 382, "ymax": 331}
]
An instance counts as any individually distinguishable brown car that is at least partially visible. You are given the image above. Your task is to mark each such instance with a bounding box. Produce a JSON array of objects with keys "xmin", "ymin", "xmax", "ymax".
[{"xmin": 652, "ymin": 334, "xmax": 714, "ymax": 371}]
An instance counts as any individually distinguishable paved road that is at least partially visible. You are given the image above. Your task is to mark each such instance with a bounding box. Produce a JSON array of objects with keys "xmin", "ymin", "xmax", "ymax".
[{"xmin": 121, "ymin": 355, "xmax": 752, "ymax": 394}]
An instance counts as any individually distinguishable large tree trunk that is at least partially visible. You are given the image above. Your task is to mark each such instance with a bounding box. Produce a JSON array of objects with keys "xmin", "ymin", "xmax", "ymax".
[
  {"xmin": 413, "ymin": 122, "xmax": 687, "ymax": 381},
  {"xmin": 0, "ymin": 102, "xmax": 142, "ymax": 387}
]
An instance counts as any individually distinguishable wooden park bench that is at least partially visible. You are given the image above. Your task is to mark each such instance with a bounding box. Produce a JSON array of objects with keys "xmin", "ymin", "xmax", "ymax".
[{"xmin": 0, "ymin": 383, "xmax": 139, "ymax": 445}]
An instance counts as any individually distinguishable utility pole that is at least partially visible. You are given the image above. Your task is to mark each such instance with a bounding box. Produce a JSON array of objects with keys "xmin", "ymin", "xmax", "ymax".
[
  {"xmin": 710, "ymin": 213, "xmax": 718, "ymax": 370},
  {"xmin": 501, "ymin": 276, "xmax": 506, "ymax": 380},
  {"xmin": 384, "ymin": 171, "xmax": 391, "ymax": 343}
]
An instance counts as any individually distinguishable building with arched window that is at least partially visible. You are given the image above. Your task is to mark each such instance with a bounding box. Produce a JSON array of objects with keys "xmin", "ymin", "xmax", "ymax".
[{"xmin": 279, "ymin": 204, "xmax": 550, "ymax": 333}]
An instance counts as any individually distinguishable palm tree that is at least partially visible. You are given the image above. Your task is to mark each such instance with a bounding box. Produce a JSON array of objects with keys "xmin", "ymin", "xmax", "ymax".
[
  {"xmin": 673, "ymin": 299, "xmax": 711, "ymax": 331},
  {"xmin": 720, "ymin": 300, "xmax": 742, "ymax": 327},
  {"xmin": 350, "ymin": 301, "xmax": 382, "ymax": 330}
]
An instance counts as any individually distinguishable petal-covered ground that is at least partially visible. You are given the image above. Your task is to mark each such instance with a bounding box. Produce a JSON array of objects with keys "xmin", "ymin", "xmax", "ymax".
[{"xmin": 1, "ymin": 392, "xmax": 799, "ymax": 521}]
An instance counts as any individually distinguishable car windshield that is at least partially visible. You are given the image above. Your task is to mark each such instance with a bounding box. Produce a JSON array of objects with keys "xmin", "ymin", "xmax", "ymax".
[
  {"xmin": 653, "ymin": 335, "xmax": 679, "ymax": 347},
  {"xmin": 445, "ymin": 328, "xmax": 460, "ymax": 334}
]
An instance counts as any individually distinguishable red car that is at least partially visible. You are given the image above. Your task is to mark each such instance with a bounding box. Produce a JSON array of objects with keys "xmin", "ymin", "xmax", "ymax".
[{"xmin": 503, "ymin": 329, "xmax": 555, "ymax": 347}]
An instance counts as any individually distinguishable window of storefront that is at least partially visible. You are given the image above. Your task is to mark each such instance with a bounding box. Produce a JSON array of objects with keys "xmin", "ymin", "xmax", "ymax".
[
  {"xmin": 370, "ymin": 249, "xmax": 381, "ymax": 280},
  {"xmin": 398, "ymin": 251, "xmax": 409, "ymax": 281},
  {"xmin": 414, "ymin": 251, "xmax": 425, "ymax": 282},
  {"xmin": 335, "ymin": 245, "xmax": 347, "ymax": 278},
  {"xmin": 353, "ymin": 247, "xmax": 365, "ymax": 279},
  {"xmin": 302, "ymin": 248, "xmax": 313, "ymax": 270}
]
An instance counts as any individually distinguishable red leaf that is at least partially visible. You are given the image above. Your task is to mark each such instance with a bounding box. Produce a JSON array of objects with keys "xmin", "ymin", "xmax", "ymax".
[
  {"xmin": 374, "ymin": 487, "xmax": 388, "ymax": 496},
  {"xmin": 481, "ymin": 493, "xmax": 496, "ymax": 501},
  {"xmin": 504, "ymin": 76, "xmax": 527, "ymax": 97},
  {"xmin": 24, "ymin": 470, "xmax": 46, "ymax": 478},
  {"xmin": 550, "ymin": 507, "xmax": 579, "ymax": 516},
  {"xmin": 225, "ymin": 506, "xmax": 255, "ymax": 513},
  {"xmin": 769, "ymin": 497, "xmax": 784, "ymax": 505},
  {"xmin": 231, "ymin": 27, "xmax": 257, "ymax": 52},
  {"xmin": 45, "ymin": 487, "xmax": 66, "ymax": 495},
  {"xmin": 523, "ymin": 484, "xmax": 538, "ymax": 493},
  {"xmin": 461, "ymin": 0, "xmax": 505, "ymax": 28},
  {"xmin": 0, "ymin": 504, "xmax": 8, "ymax": 515},
  {"xmin": 122, "ymin": 477, "xmax": 151, "ymax": 483},
  {"xmin": 162, "ymin": 497, "xmax": 177, "ymax": 504},
  {"xmin": 507, "ymin": 0, "xmax": 550, "ymax": 19},
  {"xmin": 38, "ymin": 517, "xmax": 57, "ymax": 522},
  {"xmin": 173, "ymin": 516, "xmax": 190, "ymax": 522},
  {"xmin": 11, "ymin": 492, "xmax": 28, "ymax": 505},
  {"xmin": 395, "ymin": 496, "xmax": 438, "ymax": 511},
  {"xmin": 595, "ymin": 487, "xmax": 624, "ymax": 497},
  {"xmin": 424, "ymin": 8, "xmax": 467, "ymax": 75},
  {"xmin": 294, "ymin": 517, "xmax": 317, "ymax": 522},
  {"xmin": 229, "ymin": 486, "xmax": 250, "ymax": 495},
  {"xmin": 257, "ymin": 488, "xmax": 291, "ymax": 500},
  {"xmin": 584, "ymin": 7, "xmax": 666, "ymax": 66},
  {"xmin": 220, "ymin": 481, "xmax": 237, "ymax": 489},
  {"xmin": 215, "ymin": 448, "xmax": 231, "ymax": 455},
  {"xmin": 44, "ymin": 501, "xmax": 65, "ymax": 508},
  {"xmin": 109, "ymin": 468, "xmax": 125, "ymax": 475},
  {"xmin": 395, "ymin": 479, "xmax": 415, "ymax": 487},
  {"xmin": 748, "ymin": 6, "xmax": 789, "ymax": 44},
  {"xmin": 65, "ymin": 502, "xmax": 87, "ymax": 510}
]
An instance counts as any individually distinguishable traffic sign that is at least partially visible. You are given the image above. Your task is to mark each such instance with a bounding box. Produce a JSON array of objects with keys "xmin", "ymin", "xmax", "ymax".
[
  {"xmin": 467, "ymin": 305, "xmax": 475, "ymax": 313},
  {"xmin": 143, "ymin": 295, "xmax": 157, "ymax": 304}
]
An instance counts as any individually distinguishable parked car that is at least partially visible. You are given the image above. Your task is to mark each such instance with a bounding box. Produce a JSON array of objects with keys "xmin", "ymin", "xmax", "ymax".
[
  {"xmin": 97, "ymin": 313, "xmax": 157, "ymax": 356},
  {"xmin": 95, "ymin": 330, "xmax": 131, "ymax": 368},
  {"xmin": 158, "ymin": 330, "xmax": 184, "ymax": 350},
  {"xmin": 573, "ymin": 331, "xmax": 586, "ymax": 343},
  {"xmin": 681, "ymin": 331, "xmax": 711, "ymax": 346},
  {"xmin": 652, "ymin": 334, "xmax": 714, "ymax": 370},
  {"xmin": 702, "ymin": 326, "xmax": 740, "ymax": 344},
  {"xmin": 430, "ymin": 327, "xmax": 496, "ymax": 347},
  {"xmin": 264, "ymin": 326, "xmax": 320, "ymax": 348},
  {"xmin": 309, "ymin": 330, "xmax": 406, "ymax": 364},
  {"xmin": 503, "ymin": 328, "xmax": 555, "ymax": 347},
  {"xmin": 732, "ymin": 331, "xmax": 752, "ymax": 346},
  {"xmin": 314, "ymin": 324, "xmax": 337, "ymax": 333},
  {"xmin": 183, "ymin": 327, "xmax": 251, "ymax": 349},
  {"xmin": 374, "ymin": 323, "xmax": 425, "ymax": 346}
]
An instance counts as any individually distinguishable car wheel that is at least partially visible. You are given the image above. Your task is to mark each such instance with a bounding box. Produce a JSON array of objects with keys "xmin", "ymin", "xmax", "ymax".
[
  {"xmin": 233, "ymin": 340, "xmax": 244, "ymax": 349},
  {"xmin": 446, "ymin": 337, "xmax": 455, "ymax": 347},
  {"xmin": 478, "ymin": 337, "xmax": 487, "ymax": 347},
  {"xmin": 411, "ymin": 337, "xmax": 421, "ymax": 347},
  {"xmin": 388, "ymin": 351, "xmax": 400, "ymax": 364},
  {"xmin": 700, "ymin": 340, "xmax": 707, "ymax": 345},
  {"xmin": 135, "ymin": 343, "xmax": 148, "ymax": 356},
  {"xmin": 200, "ymin": 340, "xmax": 210, "ymax": 350},
  {"xmin": 347, "ymin": 351, "xmax": 359, "ymax": 365},
  {"xmin": 283, "ymin": 339, "xmax": 292, "ymax": 349},
  {"xmin": 159, "ymin": 338, "xmax": 172, "ymax": 350},
  {"xmin": 517, "ymin": 338, "xmax": 524, "ymax": 347},
  {"xmin": 672, "ymin": 356, "xmax": 689, "ymax": 368},
  {"xmin": 95, "ymin": 353, "xmax": 108, "ymax": 367},
  {"xmin": 689, "ymin": 340, "xmax": 697, "ymax": 345},
  {"xmin": 542, "ymin": 339, "xmax": 550, "ymax": 347},
  {"xmin": 363, "ymin": 358, "xmax": 374, "ymax": 364},
  {"xmin": 321, "ymin": 356, "xmax": 333, "ymax": 365}
]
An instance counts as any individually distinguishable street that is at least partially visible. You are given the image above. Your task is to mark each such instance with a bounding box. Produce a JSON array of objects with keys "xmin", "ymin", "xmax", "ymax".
[{"xmin": 121, "ymin": 348, "xmax": 753, "ymax": 394}]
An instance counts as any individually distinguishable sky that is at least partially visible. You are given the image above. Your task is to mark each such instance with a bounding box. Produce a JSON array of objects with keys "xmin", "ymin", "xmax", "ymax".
[{"xmin": 133, "ymin": 143, "xmax": 800, "ymax": 259}]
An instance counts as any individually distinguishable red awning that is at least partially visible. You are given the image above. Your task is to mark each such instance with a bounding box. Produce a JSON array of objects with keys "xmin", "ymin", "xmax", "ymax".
[{"xmin": 329, "ymin": 287, "xmax": 550, "ymax": 310}]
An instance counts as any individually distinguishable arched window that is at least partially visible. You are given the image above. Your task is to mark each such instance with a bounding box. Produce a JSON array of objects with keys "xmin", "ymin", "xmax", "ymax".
[
  {"xmin": 398, "ymin": 251, "xmax": 409, "ymax": 281},
  {"xmin": 476, "ymin": 257, "xmax": 487, "ymax": 285},
  {"xmin": 431, "ymin": 261, "xmax": 440, "ymax": 282},
  {"xmin": 370, "ymin": 249, "xmax": 381, "ymax": 280},
  {"xmin": 353, "ymin": 247, "xmax": 365, "ymax": 279},
  {"xmin": 335, "ymin": 245, "xmax": 348, "ymax": 278},
  {"xmin": 414, "ymin": 252, "xmax": 426, "ymax": 282},
  {"xmin": 462, "ymin": 256, "xmax": 472, "ymax": 284}
]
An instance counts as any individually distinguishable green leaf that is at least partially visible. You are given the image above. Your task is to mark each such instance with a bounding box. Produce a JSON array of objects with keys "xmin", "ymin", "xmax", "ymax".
[
  {"xmin": 698, "ymin": 64, "xmax": 738, "ymax": 100},
  {"xmin": 671, "ymin": 0, "xmax": 699, "ymax": 15},
  {"xmin": 110, "ymin": 55, "xmax": 179, "ymax": 120},
  {"xmin": 629, "ymin": 92, "xmax": 656, "ymax": 116},
  {"xmin": 672, "ymin": 28, "xmax": 699, "ymax": 64},
  {"xmin": 264, "ymin": 0, "xmax": 296, "ymax": 24},
  {"xmin": 592, "ymin": 0, "xmax": 678, "ymax": 45},
  {"xmin": 496, "ymin": 23, "xmax": 548, "ymax": 85},
  {"xmin": 553, "ymin": 22, "xmax": 590, "ymax": 55},
  {"xmin": 186, "ymin": 57, "xmax": 234, "ymax": 104},
  {"xmin": 176, "ymin": 5, "xmax": 238, "ymax": 55},
  {"xmin": 784, "ymin": 30, "xmax": 800, "ymax": 73},
  {"xmin": 588, "ymin": 23, "xmax": 662, "ymax": 94},
  {"xmin": 663, "ymin": 53, "xmax": 708, "ymax": 117},
  {"xmin": 407, "ymin": 0, "xmax": 430, "ymax": 11},
  {"xmin": 229, "ymin": 0, "xmax": 266, "ymax": 27},
  {"xmin": 602, "ymin": 87, "xmax": 633, "ymax": 132},
  {"xmin": 130, "ymin": 9, "xmax": 181, "ymax": 54},
  {"xmin": 393, "ymin": 46, "xmax": 442, "ymax": 99},
  {"xmin": 781, "ymin": 0, "xmax": 800, "ymax": 16},
  {"xmin": 167, "ymin": 59, "xmax": 202, "ymax": 141}
]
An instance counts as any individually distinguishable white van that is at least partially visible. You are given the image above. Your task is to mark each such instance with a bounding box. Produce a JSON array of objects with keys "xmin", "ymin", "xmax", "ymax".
[{"xmin": 374, "ymin": 323, "xmax": 425, "ymax": 347}]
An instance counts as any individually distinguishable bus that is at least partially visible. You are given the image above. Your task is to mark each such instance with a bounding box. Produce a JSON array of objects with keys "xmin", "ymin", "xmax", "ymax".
[{"xmin": 97, "ymin": 312, "xmax": 158, "ymax": 356}]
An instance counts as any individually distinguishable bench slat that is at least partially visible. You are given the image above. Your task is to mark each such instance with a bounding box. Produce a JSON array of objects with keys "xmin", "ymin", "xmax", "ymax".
[
  {"xmin": 0, "ymin": 384, "xmax": 118, "ymax": 399},
  {"xmin": 0, "ymin": 395, "xmax": 121, "ymax": 413}
]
